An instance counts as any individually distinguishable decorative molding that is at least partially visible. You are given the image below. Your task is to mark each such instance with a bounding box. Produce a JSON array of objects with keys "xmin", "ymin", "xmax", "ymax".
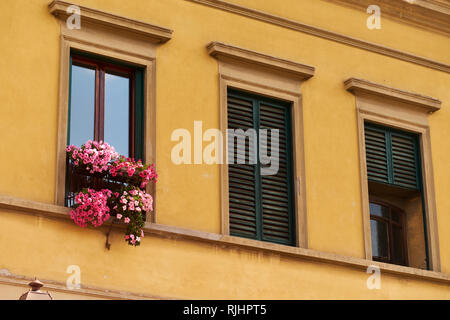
[
  {"xmin": 217, "ymin": 76, "xmax": 308, "ymax": 249},
  {"xmin": 186, "ymin": 0, "xmax": 450, "ymax": 74},
  {"xmin": 209, "ymin": 41, "xmax": 312, "ymax": 248},
  {"xmin": 207, "ymin": 41, "xmax": 315, "ymax": 80},
  {"xmin": 49, "ymin": 0, "xmax": 173, "ymax": 43},
  {"xmin": 325, "ymin": 0, "xmax": 450, "ymax": 37},
  {"xmin": 0, "ymin": 271, "xmax": 177, "ymax": 300},
  {"xmin": 344, "ymin": 78, "xmax": 442, "ymax": 113},
  {"xmin": 1, "ymin": 194, "xmax": 449, "ymax": 285}
]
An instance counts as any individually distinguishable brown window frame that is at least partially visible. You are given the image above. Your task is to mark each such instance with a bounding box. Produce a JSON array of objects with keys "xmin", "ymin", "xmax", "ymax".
[
  {"xmin": 370, "ymin": 200, "xmax": 409, "ymax": 266},
  {"xmin": 71, "ymin": 54, "xmax": 137, "ymax": 158}
]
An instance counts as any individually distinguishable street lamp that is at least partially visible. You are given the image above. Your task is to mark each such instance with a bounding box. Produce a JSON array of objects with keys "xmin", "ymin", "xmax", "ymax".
[{"xmin": 19, "ymin": 278, "xmax": 53, "ymax": 300}]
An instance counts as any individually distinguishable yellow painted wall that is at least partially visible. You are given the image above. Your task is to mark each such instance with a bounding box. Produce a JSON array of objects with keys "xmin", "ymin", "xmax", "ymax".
[
  {"xmin": 0, "ymin": 0, "xmax": 449, "ymax": 299},
  {"xmin": 1, "ymin": 210, "xmax": 449, "ymax": 299}
]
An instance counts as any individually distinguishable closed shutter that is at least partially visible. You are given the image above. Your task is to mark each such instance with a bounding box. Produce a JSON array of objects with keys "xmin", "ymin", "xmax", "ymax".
[
  {"xmin": 260, "ymin": 103, "xmax": 295, "ymax": 245},
  {"xmin": 227, "ymin": 95, "xmax": 258, "ymax": 239},
  {"xmin": 364, "ymin": 122, "xmax": 420, "ymax": 190},
  {"xmin": 227, "ymin": 89, "xmax": 295, "ymax": 246}
]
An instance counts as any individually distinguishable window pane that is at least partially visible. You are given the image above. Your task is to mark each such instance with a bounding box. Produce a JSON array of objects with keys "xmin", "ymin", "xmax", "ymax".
[
  {"xmin": 370, "ymin": 203, "xmax": 389, "ymax": 218},
  {"xmin": 371, "ymin": 219, "xmax": 389, "ymax": 259},
  {"xmin": 69, "ymin": 65, "xmax": 95, "ymax": 147},
  {"xmin": 104, "ymin": 73, "xmax": 130, "ymax": 157},
  {"xmin": 392, "ymin": 226, "xmax": 405, "ymax": 265}
]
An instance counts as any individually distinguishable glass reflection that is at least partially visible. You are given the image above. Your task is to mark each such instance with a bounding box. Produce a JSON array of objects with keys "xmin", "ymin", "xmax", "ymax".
[
  {"xmin": 369, "ymin": 203, "xmax": 389, "ymax": 218},
  {"xmin": 104, "ymin": 73, "xmax": 130, "ymax": 157},
  {"xmin": 371, "ymin": 219, "xmax": 389, "ymax": 259},
  {"xmin": 69, "ymin": 65, "xmax": 95, "ymax": 147}
]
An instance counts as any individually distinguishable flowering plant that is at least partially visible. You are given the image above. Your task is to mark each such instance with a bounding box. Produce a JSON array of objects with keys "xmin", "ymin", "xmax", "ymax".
[
  {"xmin": 66, "ymin": 140, "xmax": 119, "ymax": 174},
  {"xmin": 70, "ymin": 189, "xmax": 112, "ymax": 228},
  {"xmin": 109, "ymin": 156, "xmax": 158, "ymax": 189},
  {"xmin": 111, "ymin": 186, "xmax": 153, "ymax": 246},
  {"xmin": 67, "ymin": 140, "xmax": 157, "ymax": 247}
]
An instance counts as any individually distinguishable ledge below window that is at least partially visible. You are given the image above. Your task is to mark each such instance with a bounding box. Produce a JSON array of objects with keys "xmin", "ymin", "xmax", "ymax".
[{"xmin": 0, "ymin": 194, "xmax": 449, "ymax": 285}]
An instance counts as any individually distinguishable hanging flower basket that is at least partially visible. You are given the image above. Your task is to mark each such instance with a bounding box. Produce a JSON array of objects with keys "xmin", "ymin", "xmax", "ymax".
[{"xmin": 66, "ymin": 140, "xmax": 158, "ymax": 247}]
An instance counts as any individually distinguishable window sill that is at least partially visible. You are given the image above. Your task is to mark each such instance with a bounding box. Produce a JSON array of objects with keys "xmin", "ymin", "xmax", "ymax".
[{"xmin": 1, "ymin": 194, "xmax": 449, "ymax": 285}]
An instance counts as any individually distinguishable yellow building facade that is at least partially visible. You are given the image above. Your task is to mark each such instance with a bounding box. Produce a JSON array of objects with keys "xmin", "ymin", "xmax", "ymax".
[{"xmin": 0, "ymin": 0, "xmax": 449, "ymax": 299}]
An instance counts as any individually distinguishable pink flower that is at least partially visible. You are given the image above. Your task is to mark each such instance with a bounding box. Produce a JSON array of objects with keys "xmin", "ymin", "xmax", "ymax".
[
  {"xmin": 70, "ymin": 189, "xmax": 111, "ymax": 228},
  {"xmin": 67, "ymin": 141, "xmax": 119, "ymax": 174},
  {"xmin": 124, "ymin": 217, "xmax": 130, "ymax": 224},
  {"xmin": 127, "ymin": 167, "xmax": 136, "ymax": 177},
  {"xmin": 116, "ymin": 214, "xmax": 122, "ymax": 220}
]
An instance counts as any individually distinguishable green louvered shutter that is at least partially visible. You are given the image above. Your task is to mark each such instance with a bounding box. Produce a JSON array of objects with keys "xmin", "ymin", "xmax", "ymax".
[
  {"xmin": 259, "ymin": 102, "xmax": 295, "ymax": 245},
  {"xmin": 227, "ymin": 89, "xmax": 295, "ymax": 246},
  {"xmin": 364, "ymin": 122, "xmax": 420, "ymax": 190},
  {"xmin": 364, "ymin": 125, "xmax": 389, "ymax": 184},
  {"xmin": 391, "ymin": 132, "xmax": 420, "ymax": 189},
  {"xmin": 227, "ymin": 94, "xmax": 258, "ymax": 239}
]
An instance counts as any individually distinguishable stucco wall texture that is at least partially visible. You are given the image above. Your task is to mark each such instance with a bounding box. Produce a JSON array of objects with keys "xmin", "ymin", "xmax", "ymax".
[{"xmin": 0, "ymin": 0, "xmax": 449, "ymax": 299}]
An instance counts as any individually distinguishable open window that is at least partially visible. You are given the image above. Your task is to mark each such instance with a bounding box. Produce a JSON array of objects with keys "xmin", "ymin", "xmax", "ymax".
[
  {"xmin": 364, "ymin": 122, "xmax": 428, "ymax": 269},
  {"xmin": 346, "ymin": 77, "xmax": 441, "ymax": 271}
]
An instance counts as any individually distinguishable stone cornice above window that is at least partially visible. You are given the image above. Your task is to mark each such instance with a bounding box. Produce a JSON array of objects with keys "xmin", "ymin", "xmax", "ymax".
[
  {"xmin": 49, "ymin": 0, "xmax": 173, "ymax": 44},
  {"xmin": 207, "ymin": 42, "xmax": 315, "ymax": 81},
  {"xmin": 344, "ymin": 78, "xmax": 442, "ymax": 113}
]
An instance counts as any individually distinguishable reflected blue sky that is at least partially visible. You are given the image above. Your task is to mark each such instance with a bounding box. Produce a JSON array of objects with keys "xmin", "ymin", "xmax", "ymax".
[
  {"xmin": 104, "ymin": 73, "xmax": 130, "ymax": 157},
  {"xmin": 371, "ymin": 219, "xmax": 388, "ymax": 258},
  {"xmin": 70, "ymin": 65, "xmax": 131, "ymax": 157},
  {"xmin": 69, "ymin": 65, "xmax": 95, "ymax": 147}
]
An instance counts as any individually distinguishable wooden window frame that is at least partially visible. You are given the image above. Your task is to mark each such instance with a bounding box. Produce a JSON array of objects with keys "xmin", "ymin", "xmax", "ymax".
[
  {"xmin": 369, "ymin": 201, "xmax": 409, "ymax": 266},
  {"xmin": 65, "ymin": 53, "xmax": 147, "ymax": 208},
  {"xmin": 345, "ymin": 77, "xmax": 442, "ymax": 271},
  {"xmin": 69, "ymin": 54, "xmax": 138, "ymax": 159},
  {"xmin": 51, "ymin": 1, "xmax": 173, "ymax": 224},
  {"xmin": 208, "ymin": 42, "xmax": 315, "ymax": 248}
]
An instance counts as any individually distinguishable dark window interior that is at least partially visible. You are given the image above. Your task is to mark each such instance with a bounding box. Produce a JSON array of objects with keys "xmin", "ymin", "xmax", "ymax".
[{"xmin": 370, "ymin": 202, "xmax": 408, "ymax": 266}]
